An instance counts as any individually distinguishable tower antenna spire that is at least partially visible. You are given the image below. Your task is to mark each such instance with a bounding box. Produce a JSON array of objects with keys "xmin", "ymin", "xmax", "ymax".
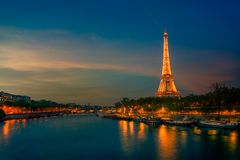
[{"xmin": 163, "ymin": 27, "xmax": 167, "ymax": 33}]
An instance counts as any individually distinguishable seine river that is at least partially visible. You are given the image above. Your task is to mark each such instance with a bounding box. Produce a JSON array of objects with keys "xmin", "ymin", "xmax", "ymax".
[{"xmin": 0, "ymin": 115, "xmax": 239, "ymax": 160}]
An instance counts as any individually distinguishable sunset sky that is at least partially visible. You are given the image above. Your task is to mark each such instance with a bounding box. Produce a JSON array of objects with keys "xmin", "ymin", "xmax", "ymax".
[{"xmin": 0, "ymin": 0, "xmax": 239, "ymax": 105}]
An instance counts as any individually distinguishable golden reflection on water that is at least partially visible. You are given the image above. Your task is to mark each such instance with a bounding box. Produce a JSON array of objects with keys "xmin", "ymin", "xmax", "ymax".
[
  {"xmin": 118, "ymin": 121, "xmax": 148, "ymax": 155},
  {"xmin": 119, "ymin": 120, "xmax": 131, "ymax": 154},
  {"xmin": 180, "ymin": 130, "xmax": 187, "ymax": 145},
  {"xmin": 230, "ymin": 131, "xmax": 237, "ymax": 144},
  {"xmin": 3, "ymin": 120, "xmax": 16, "ymax": 140},
  {"xmin": 229, "ymin": 131, "xmax": 238, "ymax": 152},
  {"xmin": 1, "ymin": 119, "xmax": 27, "ymax": 141},
  {"xmin": 137, "ymin": 123, "xmax": 146, "ymax": 141},
  {"xmin": 157, "ymin": 125, "xmax": 177, "ymax": 160},
  {"xmin": 208, "ymin": 129, "xmax": 218, "ymax": 135},
  {"xmin": 22, "ymin": 119, "xmax": 27, "ymax": 128},
  {"xmin": 129, "ymin": 121, "xmax": 134, "ymax": 137},
  {"xmin": 193, "ymin": 127, "xmax": 202, "ymax": 135},
  {"xmin": 207, "ymin": 129, "xmax": 218, "ymax": 141}
]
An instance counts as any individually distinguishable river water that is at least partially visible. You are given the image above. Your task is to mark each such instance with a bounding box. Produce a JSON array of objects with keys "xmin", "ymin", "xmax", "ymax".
[{"xmin": 0, "ymin": 115, "xmax": 239, "ymax": 160}]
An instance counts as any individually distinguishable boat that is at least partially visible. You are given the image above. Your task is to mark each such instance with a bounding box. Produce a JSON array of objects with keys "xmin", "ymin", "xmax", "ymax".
[
  {"xmin": 198, "ymin": 120, "xmax": 239, "ymax": 129},
  {"xmin": 96, "ymin": 113, "xmax": 104, "ymax": 117},
  {"xmin": 163, "ymin": 120, "xmax": 196, "ymax": 127},
  {"xmin": 144, "ymin": 119, "xmax": 162, "ymax": 125},
  {"xmin": 163, "ymin": 116, "xmax": 197, "ymax": 127}
]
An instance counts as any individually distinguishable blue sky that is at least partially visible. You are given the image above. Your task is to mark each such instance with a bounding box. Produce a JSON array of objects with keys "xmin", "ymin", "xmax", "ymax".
[{"xmin": 0, "ymin": 0, "xmax": 239, "ymax": 105}]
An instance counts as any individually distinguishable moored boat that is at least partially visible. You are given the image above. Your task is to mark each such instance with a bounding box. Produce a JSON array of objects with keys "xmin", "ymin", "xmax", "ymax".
[
  {"xmin": 163, "ymin": 116, "xmax": 197, "ymax": 127},
  {"xmin": 144, "ymin": 119, "xmax": 162, "ymax": 125},
  {"xmin": 199, "ymin": 120, "xmax": 239, "ymax": 129},
  {"xmin": 163, "ymin": 120, "xmax": 196, "ymax": 127}
]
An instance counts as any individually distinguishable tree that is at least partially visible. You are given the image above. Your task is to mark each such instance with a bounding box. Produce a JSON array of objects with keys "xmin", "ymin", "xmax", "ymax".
[
  {"xmin": 210, "ymin": 82, "xmax": 228, "ymax": 119},
  {"xmin": 0, "ymin": 109, "xmax": 6, "ymax": 120},
  {"xmin": 114, "ymin": 102, "xmax": 121, "ymax": 108}
]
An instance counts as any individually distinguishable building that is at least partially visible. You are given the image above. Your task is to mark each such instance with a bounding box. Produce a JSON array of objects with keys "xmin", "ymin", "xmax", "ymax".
[{"xmin": 0, "ymin": 91, "xmax": 31, "ymax": 102}]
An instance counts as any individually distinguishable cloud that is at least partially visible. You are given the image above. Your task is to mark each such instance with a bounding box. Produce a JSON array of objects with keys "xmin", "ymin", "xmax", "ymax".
[
  {"xmin": 0, "ymin": 68, "xmax": 157, "ymax": 105},
  {"xmin": 172, "ymin": 48, "xmax": 240, "ymax": 94},
  {"xmin": 0, "ymin": 27, "xmax": 239, "ymax": 103},
  {"xmin": 0, "ymin": 27, "xmax": 160, "ymax": 77}
]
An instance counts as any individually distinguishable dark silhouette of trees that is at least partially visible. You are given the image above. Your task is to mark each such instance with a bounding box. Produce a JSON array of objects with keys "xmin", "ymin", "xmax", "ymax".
[
  {"xmin": 0, "ymin": 109, "xmax": 6, "ymax": 120},
  {"xmin": 115, "ymin": 83, "xmax": 240, "ymax": 113},
  {"xmin": 2, "ymin": 99, "xmax": 66, "ymax": 111}
]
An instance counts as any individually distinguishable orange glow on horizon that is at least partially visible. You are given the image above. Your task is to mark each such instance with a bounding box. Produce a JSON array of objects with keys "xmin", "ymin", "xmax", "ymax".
[{"xmin": 2, "ymin": 105, "xmax": 24, "ymax": 114}]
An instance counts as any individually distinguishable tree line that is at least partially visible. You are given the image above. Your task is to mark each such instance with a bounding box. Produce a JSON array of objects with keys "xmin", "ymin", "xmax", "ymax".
[
  {"xmin": 114, "ymin": 83, "xmax": 240, "ymax": 113},
  {"xmin": 0, "ymin": 99, "xmax": 70, "ymax": 111}
]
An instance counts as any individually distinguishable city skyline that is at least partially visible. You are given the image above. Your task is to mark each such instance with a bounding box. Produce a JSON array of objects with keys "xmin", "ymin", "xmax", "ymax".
[{"xmin": 0, "ymin": 0, "xmax": 240, "ymax": 105}]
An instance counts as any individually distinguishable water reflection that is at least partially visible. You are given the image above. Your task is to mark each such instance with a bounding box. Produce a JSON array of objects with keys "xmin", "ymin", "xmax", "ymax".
[
  {"xmin": 118, "ymin": 121, "xmax": 148, "ymax": 156},
  {"xmin": 207, "ymin": 129, "xmax": 218, "ymax": 141},
  {"xmin": 3, "ymin": 120, "xmax": 17, "ymax": 140},
  {"xmin": 157, "ymin": 125, "xmax": 177, "ymax": 159},
  {"xmin": 0, "ymin": 119, "xmax": 27, "ymax": 142},
  {"xmin": 207, "ymin": 129, "xmax": 218, "ymax": 135},
  {"xmin": 180, "ymin": 129, "xmax": 187, "ymax": 146},
  {"xmin": 192, "ymin": 127, "xmax": 239, "ymax": 152},
  {"xmin": 129, "ymin": 121, "xmax": 134, "ymax": 137},
  {"xmin": 119, "ymin": 121, "xmax": 240, "ymax": 159},
  {"xmin": 193, "ymin": 127, "xmax": 202, "ymax": 135},
  {"xmin": 0, "ymin": 117, "xmax": 239, "ymax": 160},
  {"xmin": 137, "ymin": 122, "xmax": 146, "ymax": 141},
  {"xmin": 119, "ymin": 121, "xmax": 128, "ymax": 147},
  {"xmin": 22, "ymin": 119, "xmax": 27, "ymax": 128},
  {"xmin": 118, "ymin": 120, "xmax": 134, "ymax": 155},
  {"xmin": 228, "ymin": 131, "xmax": 238, "ymax": 152}
]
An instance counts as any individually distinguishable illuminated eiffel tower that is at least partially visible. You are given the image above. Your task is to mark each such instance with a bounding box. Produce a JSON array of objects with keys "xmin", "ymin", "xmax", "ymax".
[{"xmin": 156, "ymin": 32, "xmax": 180, "ymax": 97}]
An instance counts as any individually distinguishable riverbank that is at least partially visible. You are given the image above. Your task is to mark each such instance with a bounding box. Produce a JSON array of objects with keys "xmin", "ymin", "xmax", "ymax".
[
  {"xmin": 2, "ymin": 112, "xmax": 240, "ymax": 130},
  {"xmin": 101, "ymin": 113, "xmax": 240, "ymax": 130},
  {"xmin": 0, "ymin": 111, "xmax": 71, "ymax": 122}
]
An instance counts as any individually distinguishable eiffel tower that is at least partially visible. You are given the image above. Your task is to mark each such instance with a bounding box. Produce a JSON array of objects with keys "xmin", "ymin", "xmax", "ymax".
[{"xmin": 156, "ymin": 32, "xmax": 180, "ymax": 97}]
